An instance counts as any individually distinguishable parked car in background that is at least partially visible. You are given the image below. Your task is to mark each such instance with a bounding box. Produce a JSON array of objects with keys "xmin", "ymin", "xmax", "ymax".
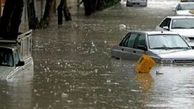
[
  {"xmin": 111, "ymin": 31, "xmax": 194, "ymax": 64},
  {"xmin": 155, "ymin": 16, "xmax": 194, "ymax": 48},
  {"xmin": 174, "ymin": 2, "xmax": 194, "ymax": 15},
  {"xmin": 181, "ymin": 0, "xmax": 194, "ymax": 2},
  {"xmin": 126, "ymin": 0, "xmax": 147, "ymax": 7}
]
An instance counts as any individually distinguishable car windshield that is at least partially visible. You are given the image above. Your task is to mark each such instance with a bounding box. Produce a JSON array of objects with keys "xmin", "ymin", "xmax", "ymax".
[
  {"xmin": 177, "ymin": 4, "xmax": 194, "ymax": 10},
  {"xmin": 0, "ymin": 48, "xmax": 14, "ymax": 67},
  {"xmin": 172, "ymin": 18, "xmax": 194, "ymax": 29},
  {"xmin": 148, "ymin": 34, "xmax": 189, "ymax": 49}
]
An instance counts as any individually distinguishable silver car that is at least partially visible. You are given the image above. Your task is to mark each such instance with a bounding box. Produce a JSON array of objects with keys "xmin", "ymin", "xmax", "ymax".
[
  {"xmin": 155, "ymin": 16, "xmax": 194, "ymax": 48},
  {"xmin": 111, "ymin": 31, "xmax": 194, "ymax": 64},
  {"xmin": 126, "ymin": 0, "xmax": 147, "ymax": 7},
  {"xmin": 174, "ymin": 2, "xmax": 194, "ymax": 16}
]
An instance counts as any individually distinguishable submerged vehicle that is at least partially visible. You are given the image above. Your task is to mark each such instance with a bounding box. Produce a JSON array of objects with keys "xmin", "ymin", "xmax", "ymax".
[
  {"xmin": 126, "ymin": 0, "xmax": 147, "ymax": 7},
  {"xmin": 155, "ymin": 16, "xmax": 194, "ymax": 48},
  {"xmin": 0, "ymin": 30, "xmax": 33, "ymax": 81},
  {"xmin": 111, "ymin": 31, "xmax": 194, "ymax": 64}
]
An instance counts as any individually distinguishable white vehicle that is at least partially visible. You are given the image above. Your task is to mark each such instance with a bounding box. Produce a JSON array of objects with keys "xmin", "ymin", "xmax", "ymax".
[
  {"xmin": 155, "ymin": 16, "xmax": 194, "ymax": 48},
  {"xmin": 0, "ymin": 30, "xmax": 33, "ymax": 81},
  {"xmin": 126, "ymin": 0, "xmax": 147, "ymax": 7},
  {"xmin": 174, "ymin": 2, "xmax": 194, "ymax": 16}
]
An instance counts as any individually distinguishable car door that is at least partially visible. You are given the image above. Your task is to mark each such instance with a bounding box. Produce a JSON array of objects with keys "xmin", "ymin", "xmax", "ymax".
[
  {"xmin": 123, "ymin": 33, "xmax": 147, "ymax": 60},
  {"xmin": 156, "ymin": 18, "xmax": 171, "ymax": 31},
  {"xmin": 132, "ymin": 33, "xmax": 147, "ymax": 60},
  {"xmin": 118, "ymin": 32, "xmax": 139, "ymax": 59}
]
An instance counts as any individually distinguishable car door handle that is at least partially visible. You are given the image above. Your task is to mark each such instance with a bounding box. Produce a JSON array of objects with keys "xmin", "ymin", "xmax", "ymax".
[{"xmin": 133, "ymin": 51, "xmax": 136, "ymax": 53}]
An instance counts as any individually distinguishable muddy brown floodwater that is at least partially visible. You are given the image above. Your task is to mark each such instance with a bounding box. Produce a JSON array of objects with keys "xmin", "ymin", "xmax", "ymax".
[{"xmin": 1, "ymin": 0, "xmax": 194, "ymax": 109}]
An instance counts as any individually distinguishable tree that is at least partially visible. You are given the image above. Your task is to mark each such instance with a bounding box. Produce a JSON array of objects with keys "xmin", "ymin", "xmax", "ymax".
[
  {"xmin": 26, "ymin": 0, "xmax": 55, "ymax": 29},
  {"xmin": 0, "ymin": 0, "xmax": 24, "ymax": 38},
  {"xmin": 39, "ymin": 0, "xmax": 55, "ymax": 27},
  {"xmin": 83, "ymin": 0, "xmax": 120, "ymax": 16},
  {"xmin": 57, "ymin": 0, "xmax": 71, "ymax": 25},
  {"xmin": 0, "ymin": 0, "xmax": 2, "ymax": 16},
  {"xmin": 27, "ymin": 0, "xmax": 39, "ymax": 29}
]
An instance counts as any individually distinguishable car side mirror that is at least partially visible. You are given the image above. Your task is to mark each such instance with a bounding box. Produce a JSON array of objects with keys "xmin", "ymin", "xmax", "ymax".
[
  {"xmin": 163, "ymin": 26, "xmax": 169, "ymax": 30},
  {"xmin": 137, "ymin": 45, "xmax": 147, "ymax": 51},
  {"xmin": 16, "ymin": 61, "xmax": 25, "ymax": 67}
]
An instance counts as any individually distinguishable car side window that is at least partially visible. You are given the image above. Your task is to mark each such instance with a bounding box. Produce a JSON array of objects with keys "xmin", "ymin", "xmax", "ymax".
[
  {"xmin": 176, "ymin": 4, "xmax": 181, "ymax": 10},
  {"xmin": 14, "ymin": 50, "xmax": 20, "ymax": 65},
  {"xmin": 134, "ymin": 34, "xmax": 146, "ymax": 49},
  {"xmin": 119, "ymin": 33, "xmax": 130, "ymax": 46},
  {"xmin": 160, "ymin": 18, "xmax": 171, "ymax": 28},
  {"xmin": 127, "ymin": 33, "xmax": 138, "ymax": 48},
  {"xmin": 120, "ymin": 33, "xmax": 138, "ymax": 48}
]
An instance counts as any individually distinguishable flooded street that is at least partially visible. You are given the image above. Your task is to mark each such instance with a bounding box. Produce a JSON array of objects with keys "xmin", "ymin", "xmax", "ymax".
[{"xmin": 1, "ymin": 0, "xmax": 194, "ymax": 108}]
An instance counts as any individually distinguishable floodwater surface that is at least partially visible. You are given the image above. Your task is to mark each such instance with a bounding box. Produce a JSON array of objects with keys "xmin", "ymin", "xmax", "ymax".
[{"xmin": 1, "ymin": 0, "xmax": 194, "ymax": 109}]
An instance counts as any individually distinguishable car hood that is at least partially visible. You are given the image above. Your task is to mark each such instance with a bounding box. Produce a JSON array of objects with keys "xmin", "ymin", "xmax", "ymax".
[
  {"xmin": 150, "ymin": 49, "xmax": 194, "ymax": 59},
  {"xmin": 0, "ymin": 66, "xmax": 14, "ymax": 81},
  {"xmin": 176, "ymin": 10, "xmax": 194, "ymax": 15},
  {"xmin": 171, "ymin": 29, "xmax": 194, "ymax": 37}
]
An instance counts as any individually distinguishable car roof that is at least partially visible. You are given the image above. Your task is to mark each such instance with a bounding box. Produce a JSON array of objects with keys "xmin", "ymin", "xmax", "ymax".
[
  {"xmin": 145, "ymin": 31, "xmax": 179, "ymax": 35},
  {"xmin": 166, "ymin": 16, "xmax": 194, "ymax": 19},
  {"xmin": 129, "ymin": 31, "xmax": 179, "ymax": 35},
  {"xmin": 0, "ymin": 45, "xmax": 16, "ymax": 50}
]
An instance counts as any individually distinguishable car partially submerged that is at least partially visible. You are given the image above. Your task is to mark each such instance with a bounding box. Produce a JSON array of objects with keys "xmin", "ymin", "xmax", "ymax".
[
  {"xmin": 0, "ymin": 30, "xmax": 33, "ymax": 81},
  {"xmin": 111, "ymin": 31, "xmax": 194, "ymax": 64},
  {"xmin": 155, "ymin": 16, "xmax": 194, "ymax": 48},
  {"xmin": 174, "ymin": 2, "xmax": 194, "ymax": 16},
  {"xmin": 126, "ymin": 0, "xmax": 147, "ymax": 7}
]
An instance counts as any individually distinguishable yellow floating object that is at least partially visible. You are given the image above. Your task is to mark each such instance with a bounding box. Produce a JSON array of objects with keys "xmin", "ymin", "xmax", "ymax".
[{"xmin": 134, "ymin": 54, "xmax": 155, "ymax": 73}]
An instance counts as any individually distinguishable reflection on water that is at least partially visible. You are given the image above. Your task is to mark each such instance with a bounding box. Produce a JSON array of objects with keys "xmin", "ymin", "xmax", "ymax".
[
  {"xmin": 146, "ymin": 65, "xmax": 194, "ymax": 108},
  {"xmin": 2, "ymin": 0, "xmax": 194, "ymax": 108},
  {"xmin": 135, "ymin": 73, "xmax": 153, "ymax": 92},
  {"xmin": 0, "ymin": 62, "xmax": 34, "ymax": 109}
]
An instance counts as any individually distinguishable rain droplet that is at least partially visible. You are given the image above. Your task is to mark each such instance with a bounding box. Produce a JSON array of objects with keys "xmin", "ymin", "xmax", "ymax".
[
  {"xmin": 61, "ymin": 93, "xmax": 68, "ymax": 98},
  {"xmin": 34, "ymin": 89, "xmax": 38, "ymax": 93},
  {"xmin": 107, "ymin": 80, "xmax": 111, "ymax": 83},
  {"xmin": 91, "ymin": 41, "xmax": 95, "ymax": 47}
]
